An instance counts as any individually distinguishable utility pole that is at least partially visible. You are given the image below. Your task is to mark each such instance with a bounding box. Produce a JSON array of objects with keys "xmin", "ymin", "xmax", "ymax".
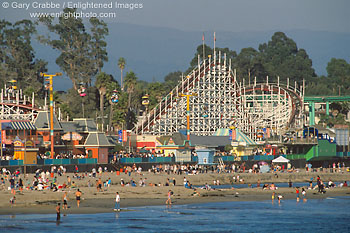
[{"xmin": 40, "ymin": 72, "xmax": 62, "ymax": 159}]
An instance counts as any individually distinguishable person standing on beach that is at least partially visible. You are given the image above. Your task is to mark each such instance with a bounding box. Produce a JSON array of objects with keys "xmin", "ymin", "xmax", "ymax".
[
  {"xmin": 75, "ymin": 189, "xmax": 82, "ymax": 208},
  {"xmin": 62, "ymin": 192, "xmax": 68, "ymax": 210},
  {"xmin": 9, "ymin": 176, "xmax": 15, "ymax": 195},
  {"xmin": 166, "ymin": 190, "xmax": 172, "ymax": 205},
  {"xmin": 18, "ymin": 178, "xmax": 23, "ymax": 193},
  {"xmin": 56, "ymin": 203, "xmax": 61, "ymax": 221},
  {"xmin": 114, "ymin": 192, "xmax": 121, "ymax": 211},
  {"xmin": 295, "ymin": 188, "xmax": 300, "ymax": 202},
  {"xmin": 272, "ymin": 192, "xmax": 275, "ymax": 204}
]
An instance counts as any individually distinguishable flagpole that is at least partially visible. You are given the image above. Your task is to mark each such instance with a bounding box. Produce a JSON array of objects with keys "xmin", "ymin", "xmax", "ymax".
[
  {"xmin": 202, "ymin": 33, "xmax": 205, "ymax": 62},
  {"xmin": 214, "ymin": 32, "xmax": 216, "ymax": 57}
]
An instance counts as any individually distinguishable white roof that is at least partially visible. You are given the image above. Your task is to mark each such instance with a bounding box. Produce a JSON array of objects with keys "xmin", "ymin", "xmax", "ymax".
[{"xmin": 272, "ymin": 156, "xmax": 290, "ymax": 163}]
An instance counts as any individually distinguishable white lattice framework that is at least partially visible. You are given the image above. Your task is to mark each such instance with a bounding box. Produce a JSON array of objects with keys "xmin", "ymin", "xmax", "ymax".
[
  {"xmin": 0, "ymin": 87, "xmax": 37, "ymax": 121},
  {"xmin": 136, "ymin": 52, "xmax": 241, "ymax": 136},
  {"xmin": 134, "ymin": 52, "xmax": 304, "ymax": 140},
  {"xmin": 235, "ymin": 77, "xmax": 304, "ymax": 140}
]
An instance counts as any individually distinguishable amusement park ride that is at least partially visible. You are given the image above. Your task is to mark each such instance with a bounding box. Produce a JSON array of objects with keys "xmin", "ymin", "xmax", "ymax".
[
  {"xmin": 134, "ymin": 52, "xmax": 305, "ymax": 141},
  {"xmin": 0, "ymin": 80, "xmax": 39, "ymax": 121}
]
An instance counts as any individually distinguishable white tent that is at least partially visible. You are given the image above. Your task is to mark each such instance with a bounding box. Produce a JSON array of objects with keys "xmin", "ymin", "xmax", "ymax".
[{"xmin": 272, "ymin": 156, "xmax": 290, "ymax": 163}]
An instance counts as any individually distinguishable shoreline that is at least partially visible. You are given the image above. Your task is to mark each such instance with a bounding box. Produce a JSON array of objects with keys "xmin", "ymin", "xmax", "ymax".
[
  {"xmin": 1, "ymin": 187, "xmax": 349, "ymax": 215},
  {"xmin": 1, "ymin": 171, "xmax": 350, "ymax": 215}
]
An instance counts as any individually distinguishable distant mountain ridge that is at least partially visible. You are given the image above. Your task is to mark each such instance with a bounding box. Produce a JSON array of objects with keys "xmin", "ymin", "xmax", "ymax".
[{"xmin": 33, "ymin": 23, "xmax": 350, "ymax": 91}]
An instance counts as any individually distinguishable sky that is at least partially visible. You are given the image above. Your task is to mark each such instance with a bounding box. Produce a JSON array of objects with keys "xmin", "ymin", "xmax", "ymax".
[
  {"xmin": 1, "ymin": 0, "xmax": 349, "ymax": 90},
  {"xmin": 1, "ymin": 0, "xmax": 349, "ymax": 33}
]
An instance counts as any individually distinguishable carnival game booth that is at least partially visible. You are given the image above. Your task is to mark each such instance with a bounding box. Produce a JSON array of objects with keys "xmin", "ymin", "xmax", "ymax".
[
  {"xmin": 77, "ymin": 132, "xmax": 113, "ymax": 163},
  {"xmin": 214, "ymin": 128, "xmax": 257, "ymax": 158},
  {"xmin": 33, "ymin": 111, "xmax": 63, "ymax": 155},
  {"xmin": 196, "ymin": 148, "xmax": 215, "ymax": 165},
  {"xmin": 60, "ymin": 118, "xmax": 99, "ymax": 155},
  {"xmin": 156, "ymin": 135, "xmax": 194, "ymax": 163},
  {"xmin": 1, "ymin": 120, "xmax": 38, "ymax": 159},
  {"xmin": 12, "ymin": 136, "xmax": 38, "ymax": 163}
]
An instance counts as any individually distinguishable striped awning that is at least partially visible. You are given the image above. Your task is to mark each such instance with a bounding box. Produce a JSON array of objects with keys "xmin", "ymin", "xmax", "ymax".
[
  {"xmin": 10, "ymin": 121, "xmax": 36, "ymax": 130},
  {"xmin": 214, "ymin": 128, "xmax": 257, "ymax": 145}
]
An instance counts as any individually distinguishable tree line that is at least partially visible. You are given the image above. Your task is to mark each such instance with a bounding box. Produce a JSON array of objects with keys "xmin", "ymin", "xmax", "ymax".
[{"xmin": 1, "ymin": 8, "xmax": 350, "ymax": 130}]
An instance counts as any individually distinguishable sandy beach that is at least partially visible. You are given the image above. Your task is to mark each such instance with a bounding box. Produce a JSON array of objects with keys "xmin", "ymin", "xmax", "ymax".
[{"xmin": 1, "ymin": 170, "xmax": 350, "ymax": 215}]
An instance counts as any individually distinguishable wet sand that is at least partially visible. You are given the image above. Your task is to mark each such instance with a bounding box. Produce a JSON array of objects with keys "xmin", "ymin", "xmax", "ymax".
[{"xmin": 1, "ymin": 171, "xmax": 350, "ymax": 215}]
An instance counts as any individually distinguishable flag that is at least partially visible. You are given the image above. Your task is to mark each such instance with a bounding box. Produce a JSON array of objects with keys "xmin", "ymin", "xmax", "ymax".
[
  {"xmin": 214, "ymin": 32, "xmax": 216, "ymax": 41},
  {"xmin": 118, "ymin": 130, "xmax": 122, "ymax": 143},
  {"xmin": 202, "ymin": 33, "xmax": 204, "ymax": 41}
]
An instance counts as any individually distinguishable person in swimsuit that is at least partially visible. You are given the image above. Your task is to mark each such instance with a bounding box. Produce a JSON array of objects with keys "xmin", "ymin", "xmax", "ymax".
[
  {"xmin": 75, "ymin": 189, "xmax": 82, "ymax": 207},
  {"xmin": 302, "ymin": 188, "xmax": 307, "ymax": 202},
  {"xmin": 272, "ymin": 192, "xmax": 275, "ymax": 204},
  {"xmin": 166, "ymin": 190, "xmax": 172, "ymax": 205},
  {"xmin": 62, "ymin": 192, "xmax": 68, "ymax": 210},
  {"xmin": 295, "ymin": 187, "xmax": 300, "ymax": 202},
  {"xmin": 277, "ymin": 194, "xmax": 283, "ymax": 204},
  {"xmin": 56, "ymin": 203, "xmax": 61, "ymax": 221}
]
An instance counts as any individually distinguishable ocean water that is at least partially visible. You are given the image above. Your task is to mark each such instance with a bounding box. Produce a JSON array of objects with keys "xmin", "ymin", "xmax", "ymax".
[
  {"xmin": 196, "ymin": 181, "xmax": 346, "ymax": 189},
  {"xmin": 1, "ymin": 197, "xmax": 350, "ymax": 232}
]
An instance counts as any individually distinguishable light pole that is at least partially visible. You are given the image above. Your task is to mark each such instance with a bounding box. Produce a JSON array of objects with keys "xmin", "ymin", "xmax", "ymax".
[
  {"xmin": 179, "ymin": 91, "xmax": 197, "ymax": 141},
  {"xmin": 40, "ymin": 72, "xmax": 62, "ymax": 159}
]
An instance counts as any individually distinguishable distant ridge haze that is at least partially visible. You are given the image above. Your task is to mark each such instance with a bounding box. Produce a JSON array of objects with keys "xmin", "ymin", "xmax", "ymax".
[{"xmin": 33, "ymin": 23, "xmax": 350, "ymax": 91}]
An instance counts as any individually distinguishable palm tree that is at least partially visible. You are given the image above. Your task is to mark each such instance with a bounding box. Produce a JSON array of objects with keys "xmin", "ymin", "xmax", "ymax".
[
  {"xmin": 124, "ymin": 71, "xmax": 138, "ymax": 109},
  {"xmin": 95, "ymin": 72, "xmax": 112, "ymax": 127},
  {"xmin": 118, "ymin": 57, "xmax": 126, "ymax": 91},
  {"xmin": 124, "ymin": 71, "xmax": 138, "ymax": 129}
]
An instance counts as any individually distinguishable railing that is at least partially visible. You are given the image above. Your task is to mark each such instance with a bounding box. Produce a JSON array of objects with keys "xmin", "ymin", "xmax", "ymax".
[{"xmin": 0, "ymin": 158, "xmax": 97, "ymax": 166}]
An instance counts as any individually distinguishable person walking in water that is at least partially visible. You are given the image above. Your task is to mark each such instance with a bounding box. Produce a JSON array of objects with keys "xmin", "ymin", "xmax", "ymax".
[
  {"xmin": 56, "ymin": 203, "xmax": 61, "ymax": 221},
  {"xmin": 295, "ymin": 187, "xmax": 300, "ymax": 202},
  {"xmin": 114, "ymin": 192, "xmax": 120, "ymax": 211},
  {"xmin": 302, "ymin": 188, "xmax": 307, "ymax": 202},
  {"xmin": 62, "ymin": 192, "xmax": 68, "ymax": 210},
  {"xmin": 166, "ymin": 190, "xmax": 172, "ymax": 205},
  {"xmin": 75, "ymin": 189, "xmax": 82, "ymax": 208}
]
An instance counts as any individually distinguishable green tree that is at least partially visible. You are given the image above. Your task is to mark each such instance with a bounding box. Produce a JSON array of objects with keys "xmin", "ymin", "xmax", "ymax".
[
  {"xmin": 95, "ymin": 72, "xmax": 113, "ymax": 125},
  {"xmin": 188, "ymin": 44, "xmax": 237, "ymax": 74},
  {"xmin": 234, "ymin": 47, "xmax": 267, "ymax": 83},
  {"xmin": 163, "ymin": 71, "xmax": 182, "ymax": 92},
  {"xmin": 118, "ymin": 57, "xmax": 126, "ymax": 91},
  {"xmin": 89, "ymin": 17, "xmax": 109, "ymax": 73},
  {"xmin": 146, "ymin": 81, "xmax": 167, "ymax": 109},
  {"xmin": 124, "ymin": 71, "xmax": 138, "ymax": 129},
  {"xmin": 64, "ymin": 86, "xmax": 98, "ymax": 119},
  {"xmin": 104, "ymin": 78, "xmax": 120, "ymax": 132},
  {"xmin": 38, "ymin": 8, "xmax": 108, "ymax": 89},
  {"xmin": 326, "ymin": 58, "xmax": 350, "ymax": 94},
  {"xmin": 327, "ymin": 58, "xmax": 350, "ymax": 78},
  {"xmin": 258, "ymin": 32, "xmax": 316, "ymax": 83},
  {"xmin": 0, "ymin": 19, "xmax": 47, "ymax": 91}
]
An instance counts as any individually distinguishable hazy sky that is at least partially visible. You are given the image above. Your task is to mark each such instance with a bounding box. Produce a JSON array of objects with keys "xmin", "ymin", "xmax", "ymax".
[{"xmin": 1, "ymin": 0, "xmax": 349, "ymax": 33}]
